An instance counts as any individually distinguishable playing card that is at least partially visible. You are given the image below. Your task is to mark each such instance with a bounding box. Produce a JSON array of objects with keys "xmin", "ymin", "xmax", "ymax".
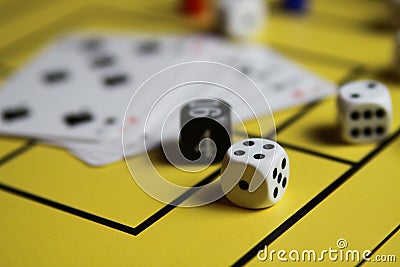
[
  {"xmin": 0, "ymin": 32, "xmax": 335, "ymax": 166},
  {"xmin": 0, "ymin": 37, "xmax": 130, "ymax": 142},
  {"xmin": 0, "ymin": 33, "xmax": 195, "ymax": 142}
]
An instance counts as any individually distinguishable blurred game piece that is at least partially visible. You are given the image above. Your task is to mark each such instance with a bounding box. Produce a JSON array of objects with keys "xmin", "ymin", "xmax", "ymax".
[
  {"xmin": 179, "ymin": 99, "xmax": 232, "ymax": 163},
  {"xmin": 180, "ymin": 0, "xmax": 206, "ymax": 16},
  {"xmin": 180, "ymin": 0, "xmax": 215, "ymax": 30},
  {"xmin": 220, "ymin": 138, "xmax": 289, "ymax": 209},
  {"xmin": 338, "ymin": 80, "xmax": 392, "ymax": 144},
  {"xmin": 282, "ymin": 0, "xmax": 308, "ymax": 13},
  {"xmin": 216, "ymin": 0, "xmax": 266, "ymax": 39}
]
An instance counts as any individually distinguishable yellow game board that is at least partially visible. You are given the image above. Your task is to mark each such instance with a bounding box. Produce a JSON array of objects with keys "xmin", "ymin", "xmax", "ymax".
[{"xmin": 0, "ymin": 0, "xmax": 399, "ymax": 266}]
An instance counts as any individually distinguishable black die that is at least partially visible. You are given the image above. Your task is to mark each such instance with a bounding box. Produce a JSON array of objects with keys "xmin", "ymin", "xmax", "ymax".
[{"xmin": 179, "ymin": 99, "xmax": 232, "ymax": 163}]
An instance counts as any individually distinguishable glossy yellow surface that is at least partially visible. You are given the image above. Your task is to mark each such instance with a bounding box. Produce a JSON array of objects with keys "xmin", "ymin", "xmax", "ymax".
[{"xmin": 0, "ymin": 0, "xmax": 399, "ymax": 266}]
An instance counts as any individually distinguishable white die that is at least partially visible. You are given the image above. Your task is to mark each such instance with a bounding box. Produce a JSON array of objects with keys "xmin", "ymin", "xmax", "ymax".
[
  {"xmin": 220, "ymin": 138, "xmax": 289, "ymax": 209},
  {"xmin": 217, "ymin": 0, "xmax": 266, "ymax": 39},
  {"xmin": 338, "ymin": 80, "xmax": 392, "ymax": 143}
]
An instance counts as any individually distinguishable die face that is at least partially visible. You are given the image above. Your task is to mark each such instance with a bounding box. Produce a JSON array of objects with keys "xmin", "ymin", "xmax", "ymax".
[
  {"xmin": 338, "ymin": 81, "xmax": 392, "ymax": 143},
  {"xmin": 341, "ymin": 104, "xmax": 391, "ymax": 143},
  {"xmin": 339, "ymin": 81, "xmax": 392, "ymax": 110},
  {"xmin": 179, "ymin": 99, "xmax": 231, "ymax": 163},
  {"xmin": 218, "ymin": 0, "xmax": 265, "ymax": 38},
  {"xmin": 220, "ymin": 138, "xmax": 289, "ymax": 209}
]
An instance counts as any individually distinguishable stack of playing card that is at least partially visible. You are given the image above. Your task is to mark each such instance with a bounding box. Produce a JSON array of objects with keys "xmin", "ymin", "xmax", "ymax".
[{"xmin": 0, "ymin": 33, "xmax": 335, "ymax": 166}]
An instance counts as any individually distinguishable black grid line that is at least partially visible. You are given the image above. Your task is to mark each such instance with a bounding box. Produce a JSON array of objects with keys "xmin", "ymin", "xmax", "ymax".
[
  {"xmin": 274, "ymin": 100, "xmax": 321, "ymax": 136},
  {"xmin": 337, "ymin": 65, "xmax": 369, "ymax": 86},
  {"xmin": 355, "ymin": 224, "xmax": 400, "ymax": 267},
  {"xmin": 0, "ymin": 139, "xmax": 37, "ymax": 167},
  {"xmin": 269, "ymin": 41, "xmax": 363, "ymax": 68},
  {"xmin": 0, "ymin": 168, "xmax": 220, "ymax": 236},
  {"xmin": 232, "ymin": 127, "xmax": 400, "ymax": 266},
  {"xmin": 242, "ymin": 132, "xmax": 357, "ymax": 166},
  {"xmin": 278, "ymin": 141, "xmax": 357, "ymax": 165}
]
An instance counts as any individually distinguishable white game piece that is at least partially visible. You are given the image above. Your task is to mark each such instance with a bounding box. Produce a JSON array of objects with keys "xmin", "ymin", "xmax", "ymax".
[
  {"xmin": 217, "ymin": 0, "xmax": 266, "ymax": 39},
  {"xmin": 338, "ymin": 80, "xmax": 392, "ymax": 143},
  {"xmin": 220, "ymin": 138, "xmax": 289, "ymax": 209}
]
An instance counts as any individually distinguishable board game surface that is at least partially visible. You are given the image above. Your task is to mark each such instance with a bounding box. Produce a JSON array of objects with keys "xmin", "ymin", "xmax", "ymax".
[{"xmin": 0, "ymin": 0, "xmax": 399, "ymax": 266}]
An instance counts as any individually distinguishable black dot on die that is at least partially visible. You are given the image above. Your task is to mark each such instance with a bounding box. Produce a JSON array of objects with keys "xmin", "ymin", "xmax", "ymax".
[
  {"xmin": 273, "ymin": 187, "xmax": 278, "ymax": 198},
  {"xmin": 364, "ymin": 127, "xmax": 372, "ymax": 137},
  {"xmin": 277, "ymin": 173, "xmax": 282, "ymax": 184},
  {"xmin": 234, "ymin": 150, "xmax": 245, "ymax": 156},
  {"xmin": 253, "ymin": 154, "xmax": 265, "ymax": 159},
  {"xmin": 273, "ymin": 168, "xmax": 277, "ymax": 179},
  {"xmin": 367, "ymin": 82, "xmax": 377, "ymax": 89},
  {"xmin": 350, "ymin": 111, "xmax": 360, "ymax": 120},
  {"xmin": 243, "ymin": 140, "xmax": 254, "ymax": 146},
  {"xmin": 351, "ymin": 93, "xmax": 360, "ymax": 98},
  {"xmin": 263, "ymin": 144, "xmax": 274, "ymax": 149},
  {"xmin": 376, "ymin": 126, "xmax": 385, "ymax": 135},
  {"xmin": 281, "ymin": 158, "xmax": 287, "ymax": 169},
  {"xmin": 376, "ymin": 109, "xmax": 385, "ymax": 118},
  {"xmin": 363, "ymin": 110, "xmax": 372, "ymax": 119},
  {"xmin": 282, "ymin": 177, "xmax": 287, "ymax": 188},
  {"xmin": 239, "ymin": 180, "xmax": 249, "ymax": 190},
  {"xmin": 351, "ymin": 128, "xmax": 360, "ymax": 137}
]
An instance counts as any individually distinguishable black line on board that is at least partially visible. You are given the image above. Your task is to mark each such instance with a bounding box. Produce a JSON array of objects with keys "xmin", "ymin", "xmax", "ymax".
[
  {"xmin": 267, "ymin": 64, "xmax": 367, "ymax": 138},
  {"xmin": 306, "ymin": 10, "xmax": 372, "ymax": 33},
  {"xmin": 0, "ymin": 139, "xmax": 37, "ymax": 167},
  {"xmin": 355, "ymin": 224, "xmax": 400, "ymax": 267},
  {"xmin": 0, "ymin": 182, "xmax": 138, "ymax": 235},
  {"xmin": 0, "ymin": 168, "xmax": 221, "ymax": 236},
  {"xmin": 337, "ymin": 65, "xmax": 368, "ymax": 86},
  {"xmin": 274, "ymin": 100, "xmax": 321, "ymax": 136},
  {"xmin": 245, "ymin": 129, "xmax": 357, "ymax": 166},
  {"xmin": 234, "ymin": 100, "xmax": 321, "ymax": 140},
  {"xmin": 278, "ymin": 141, "xmax": 356, "ymax": 166},
  {"xmin": 232, "ymin": 127, "xmax": 400, "ymax": 266},
  {"xmin": 269, "ymin": 41, "xmax": 363, "ymax": 68},
  {"xmin": 134, "ymin": 168, "xmax": 220, "ymax": 234}
]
